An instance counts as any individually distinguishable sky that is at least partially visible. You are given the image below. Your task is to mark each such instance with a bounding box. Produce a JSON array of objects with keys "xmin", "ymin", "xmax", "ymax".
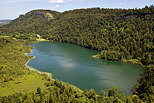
[{"xmin": 0, "ymin": 0, "xmax": 154, "ymax": 19}]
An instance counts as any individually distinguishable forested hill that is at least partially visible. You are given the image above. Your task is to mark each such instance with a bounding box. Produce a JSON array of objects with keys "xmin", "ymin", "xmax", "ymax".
[
  {"xmin": 0, "ymin": 10, "xmax": 60, "ymax": 33},
  {"xmin": 1, "ymin": 6, "xmax": 154, "ymax": 65},
  {"xmin": 0, "ymin": 5, "xmax": 154, "ymax": 102}
]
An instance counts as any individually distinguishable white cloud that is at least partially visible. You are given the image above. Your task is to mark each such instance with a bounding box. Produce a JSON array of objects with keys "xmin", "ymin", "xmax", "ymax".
[
  {"xmin": 49, "ymin": 0, "xmax": 64, "ymax": 3},
  {"xmin": 48, "ymin": 0, "xmax": 72, "ymax": 3},
  {"xmin": 54, "ymin": 5, "xmax": 61, "ymax": 8}
]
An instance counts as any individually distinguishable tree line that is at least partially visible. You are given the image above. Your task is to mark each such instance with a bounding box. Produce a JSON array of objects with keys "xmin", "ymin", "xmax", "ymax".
[{"xmin": 0, "ymin": 5, "xmax": 153, "ymax": 102}]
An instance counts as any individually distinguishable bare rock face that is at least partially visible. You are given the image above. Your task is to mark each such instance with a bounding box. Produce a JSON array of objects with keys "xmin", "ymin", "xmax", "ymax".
[{"xmin": 27, "ymin": 11, "xmax": 54, "ymax": 21}]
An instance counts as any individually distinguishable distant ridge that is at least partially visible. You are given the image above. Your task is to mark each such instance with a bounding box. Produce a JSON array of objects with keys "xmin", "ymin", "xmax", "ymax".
[
  {"xmin": 0, "ymin": 5, "xmax": 154, "ymax": 103},
  {"xmin": 0, "ymin": 20, "xmax": 12, "ymax": 26},
  {"xmin": 0, "ymin": 19, "xmax": 12, "ymax": 23}
]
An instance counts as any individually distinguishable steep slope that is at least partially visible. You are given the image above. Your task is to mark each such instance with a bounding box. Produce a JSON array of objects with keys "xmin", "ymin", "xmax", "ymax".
[
  {"xmin": 0, "ymin": 6, "xmax": 154, "ymax": 102},
  {"xmin": 0, "ymin": 10, "xmax": 59, "ymax": 34},
  {"xmin": 0, "ymin": 37, "xmax": 145, "ymax": 103}
]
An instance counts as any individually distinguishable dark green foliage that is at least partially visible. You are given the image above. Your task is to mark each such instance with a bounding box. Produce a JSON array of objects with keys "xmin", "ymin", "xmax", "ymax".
[
  {"xmin": 134, "ymin": 65, "xmax": 154, "ymax": 102},
  {"xmin": 0, "ymin": 10, "xmax": 59, "ymax": 35},
  {"xmin": 0, "ymin": 83, "xmax": 145, "ymax": 103},
  {"xmin": 0, "ymin": 5, "xmax": 153, "ymax": 103},
  {"xmin": 1, "ymin": 6, "xmax": 153, "ymax": 66},
  {"xmin": 36, "ymin": 87, "xmax": 42, "ymax": 96},
  {"xmin": 108, "ymin": 87, "xmax": 119, "ymax": 97}
]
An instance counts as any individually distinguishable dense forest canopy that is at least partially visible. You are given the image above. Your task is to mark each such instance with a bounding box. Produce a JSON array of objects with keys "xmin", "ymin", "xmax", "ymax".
[
  {"xmin": 0, "ymin": 5, "xmax": 154, "ymax": 102},
  {"xmin": 1, "ymin": 6, "xmax": 153, "ymax": 66},
  {"xmin": 0, "ymin": 37, "xmax": 148, "ymax": 103}
]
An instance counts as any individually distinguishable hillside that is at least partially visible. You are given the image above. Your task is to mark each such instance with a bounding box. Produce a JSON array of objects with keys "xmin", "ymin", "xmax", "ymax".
[
  {"xmin": 0, "ymin": 6, "xmax": 154, "ymax": 102},
  {"xmin": 0, "ymin": 10, "xmax": 59, "ymax": 34},
  {"xmin": 0, "ymin": 37, "xmax": 143, "ymax": 103},
  {"xmin": 1, "ymin": 7, "xmax": 153, "ymax": 65}
]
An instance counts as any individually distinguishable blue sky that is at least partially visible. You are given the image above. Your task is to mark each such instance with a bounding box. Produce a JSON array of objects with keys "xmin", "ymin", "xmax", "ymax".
[{"xmin": 0, "ymin": 0, "xmax": 153, "ymax": 19}]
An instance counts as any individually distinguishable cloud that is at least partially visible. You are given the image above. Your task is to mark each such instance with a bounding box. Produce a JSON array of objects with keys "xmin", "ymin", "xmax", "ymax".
[
  {"xmin": 49, "ymin": 0, "xmax": 64, "ymax": 3},
  {"xmin": 48, "ymin": 0, "xmax": 72, "ymax": 3},
  {"xmin": 54, "ymin": 5, "xmax": 61, "ymax": 8}
]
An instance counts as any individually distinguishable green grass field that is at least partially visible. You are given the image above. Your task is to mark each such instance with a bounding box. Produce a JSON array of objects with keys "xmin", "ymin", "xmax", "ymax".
[
  {"xmin": 0, "ymin": 37, "xmax": 49, "ymax": 96},
  {"xmin": 0, "ymin": 72, "xmax": 47, "ymax": 96}
]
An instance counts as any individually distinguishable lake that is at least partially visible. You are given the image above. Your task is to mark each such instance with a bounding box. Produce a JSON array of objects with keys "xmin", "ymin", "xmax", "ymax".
[{"xmin": 27, "ymin": 41, "xmax": 143, "ymax": 95}]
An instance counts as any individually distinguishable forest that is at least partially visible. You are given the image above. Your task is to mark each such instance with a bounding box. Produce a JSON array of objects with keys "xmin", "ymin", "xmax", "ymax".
[
  {"xmin": 0, "ymin": 37, "xmax": 147, "ymax": 103},
  {"xmin": 0, "ymin": 5, "xmax": 154, "ymax": 102}
]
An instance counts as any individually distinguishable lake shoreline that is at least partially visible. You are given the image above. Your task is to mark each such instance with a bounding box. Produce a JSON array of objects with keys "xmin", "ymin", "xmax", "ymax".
[
  {"xmin": 36, "ymin": 38, "xmax": 50, "ymax": 42},
  {"xmin": 28, "ymin": 41, "xmax": 143, "ymax": 95},
  {"xmin": 92, "ymin": 54, "xmax": 143, "ymax": 67},
  {"xmin": 24, "ymin": 42, "xmax": 84, "ymax": 94},
  {"xmin": 24, "ymin": 46, "xmax": 52, "ymax": 79}
]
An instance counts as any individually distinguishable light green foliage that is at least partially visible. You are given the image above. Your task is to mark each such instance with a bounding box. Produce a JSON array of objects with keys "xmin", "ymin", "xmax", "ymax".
[
  {"xmin": 0, "ymin": 5, "xmax": 153, "ymax": 103},
  {"xmin": 0, "ymin": 80, "xmax": 142, "ymax": 103},
  {"xmin": 0, "ymin": 37, "xmax": 47, "ymax": 96}
]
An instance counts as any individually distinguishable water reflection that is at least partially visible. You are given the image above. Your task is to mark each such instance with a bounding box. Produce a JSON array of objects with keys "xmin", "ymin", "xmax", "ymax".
[{"xmin": 27, "ymin": 41, "xmax": 143, "ymax": 95}]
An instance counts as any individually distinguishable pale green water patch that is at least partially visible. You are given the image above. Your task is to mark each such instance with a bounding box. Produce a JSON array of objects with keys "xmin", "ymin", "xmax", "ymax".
[{"xmin": 27, "ymin": 41, "xmax": 143, "ymax": 95}]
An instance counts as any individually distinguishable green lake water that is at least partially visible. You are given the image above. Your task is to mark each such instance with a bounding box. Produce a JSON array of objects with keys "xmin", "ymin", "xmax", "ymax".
[{"xmin": 27, "ymin": 41, "xmax": 143, "ymax": 95}]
